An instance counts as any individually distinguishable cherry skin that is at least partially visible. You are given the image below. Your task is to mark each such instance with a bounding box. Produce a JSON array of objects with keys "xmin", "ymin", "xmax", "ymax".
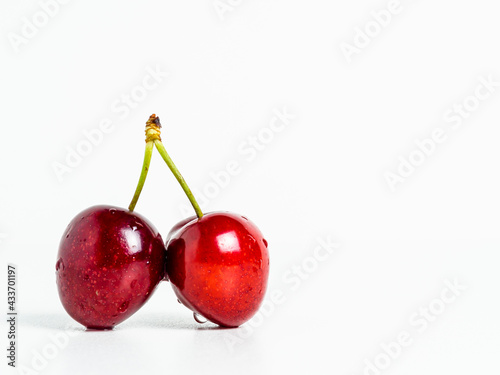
[
  {"xmin": 162, "ymin": 215, "xmax": 196, "ymax": 281},
  {"xmin": 56, "ymin": 205, "xmax": 165, "ymax": 329},
  {"xmin": 165, "ymin": 215, "xmax": 196, "ymax": 241},
  {"xmin": 165, "ymin": 212, "xmax": 270, "ymax": 328}
]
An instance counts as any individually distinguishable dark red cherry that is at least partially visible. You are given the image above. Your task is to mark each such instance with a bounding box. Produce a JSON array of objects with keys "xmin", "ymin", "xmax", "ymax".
[
  {"xmin": 56, "ymin": 205, "xmax": 165, "ymax": 329},
  {"xmin": 165, "ymin": 212, "xmax": 269, "ymax": 328}
]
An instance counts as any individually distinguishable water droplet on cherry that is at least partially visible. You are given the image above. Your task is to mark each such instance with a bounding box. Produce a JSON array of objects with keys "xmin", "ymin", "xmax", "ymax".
[
  {"xmin": 262, "ymin": 239, "xmax": 268, "ymax": 247},
  {"xmin": 56, "ymin": 258, "xmax": 65, "ymax": 272},
  {"xmin": 193, "ymin": 312, "xmax": 207, "ymax": 324},
  {"xmin": 65, "ymin": 224, "xmax": 73, "ymax": 238},
  {"xmin": 246, "ymin": 234, "xmax": 256, "ymax": 243},
  {"xmin": 118, "ymin": 301, "xmax": 129, "ymax": 313},
  {"xmin": 177, "ymin": 299, "xmax": 182, "ymax": 304},
  {"xmin": 109, "ymin": 209, "xmax": 117, "ymax": 215}
]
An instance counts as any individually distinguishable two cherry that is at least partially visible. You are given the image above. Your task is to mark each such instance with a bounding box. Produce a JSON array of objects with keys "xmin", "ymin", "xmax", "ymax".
[{"xmin": 56, "ymin": 115, "xmax": 269, "ymax": 329}]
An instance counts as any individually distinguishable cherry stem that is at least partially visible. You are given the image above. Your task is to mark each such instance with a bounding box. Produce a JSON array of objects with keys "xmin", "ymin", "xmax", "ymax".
[
  {"xmin": 128, "ymin": 114, "xmax": 161, "ymax": 212},
  {"xmin": 145, "ymin": 114, "xmax": 203, "ymax": 219},
  {"xmin": 154, "ymin": 139, "xmax": 204, "ymax": 219},
  {"xmin": 128, "ymin": 142, "xmax": 153, "ymax": 212}
]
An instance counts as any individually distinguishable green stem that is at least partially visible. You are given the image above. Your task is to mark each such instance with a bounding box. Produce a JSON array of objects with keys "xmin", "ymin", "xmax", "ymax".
[
  {"xmin": 128, "ymin": 141, "xmax": 154, "ymax": 212},
  {"xmin": 154, "ymin": 139, "xmax": 204, "ymax": 219}
]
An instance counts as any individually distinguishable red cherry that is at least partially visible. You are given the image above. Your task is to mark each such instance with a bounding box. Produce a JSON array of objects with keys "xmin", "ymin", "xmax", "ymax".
[
  {"xmin": 166, "ymin": 212, "xmax": 269, "ymax": 327},
  {"xmin": 56, "ymin": 205, "xmax": 165, "ymax": 329},
  {"xmin": 130, "ymin": 114, "xmax": 270, "ymax": 327},
  {"xmin": 144, "ymin": 115, "xmax": 270, "ymax": 327},
  {"xmin": 56, "ymin": 115, "xmax": 167, "ymax": 329}
]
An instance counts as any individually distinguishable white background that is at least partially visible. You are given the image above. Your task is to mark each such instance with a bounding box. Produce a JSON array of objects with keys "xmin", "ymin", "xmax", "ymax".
[{"xmin": 1, "ymin": 0, "xmax": 500, "ymax": 374}]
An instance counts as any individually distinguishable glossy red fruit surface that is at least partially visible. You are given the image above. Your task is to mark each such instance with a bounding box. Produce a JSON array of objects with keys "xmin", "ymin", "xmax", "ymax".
[
  {"xmin": 165, "ymin": 212, "xmax": 269, "ymax": 328},
  {"xmin": 162, "ymin": 215, "xmax": 196, "ymax": 281},
  {"xmin": 56, "ymin": 205, "xmax": 165, "ymax": 329}
]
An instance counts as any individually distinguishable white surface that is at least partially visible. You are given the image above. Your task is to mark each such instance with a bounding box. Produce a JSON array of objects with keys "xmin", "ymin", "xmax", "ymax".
[{"xmin": 1, "ymin": 0, "xmax": 500, "ymax": 374}]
